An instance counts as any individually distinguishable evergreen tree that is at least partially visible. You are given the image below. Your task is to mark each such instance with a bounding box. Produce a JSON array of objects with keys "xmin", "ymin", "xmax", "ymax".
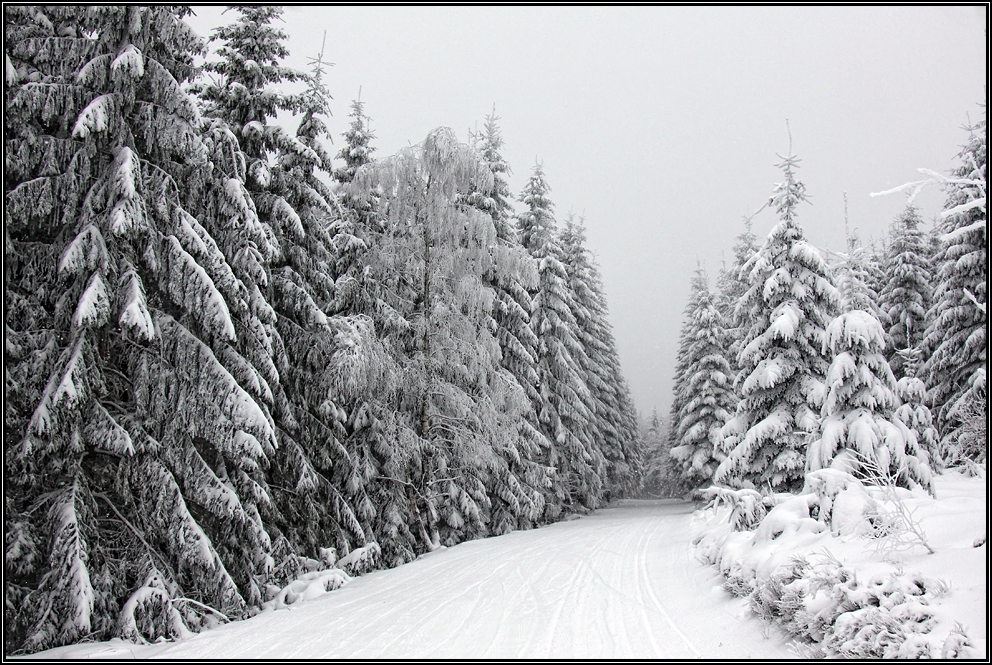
[
  {"xmin": 669, "ymin": 267, "xmax": 736, "ymax": 488},
  {"xmin": 714, "ymin": 152, "xmax": 839, "ymax": 492},
  {"xmin": 516, "ymin": 165, "xmax": 602, "ymax": 513},
  {"xmin": 808, "ymin": 239, "xmax": 933, "ymax": 493},
  {"xmin": 560, "ymin": 215, "xmax": 642, "ymax": 499},
  {"xmin": 267, "ymin": 44, "xmax": 377, "ymax": 567},
  {"xmin": 467, "ymin": 107, "xmax": 516, "ymax": 240},
  {"xmin": 465, "ymin": 111, "xmax": 552, "ymax": 533},
  {"xmin": 715, "ymin": 220, "xmax": 759, "ymax": 370},
  {"xmin": 194, "ymin": 6, "xmax": 379, "ymax": 586},
  {"xmin": 334, "ymin": 97, "xmax": 376, "ymax": 186},
  {"xmin": 892, "ymin": 348, "xmax": 941, "ymax": 472},
  {"xmin": 5, "ymin": 6, "xmax": 277, "ymax": 651},
  {"xmin": 714, "ymin": 220, "xmax": 756, "ymax": 422},
  {"xmin": 879, "ymin": 205, "xmax": 933, "ymax": 379},
  {"xmin": 922, "ymin": 115, "xmax": 987, "ymax": 448}
]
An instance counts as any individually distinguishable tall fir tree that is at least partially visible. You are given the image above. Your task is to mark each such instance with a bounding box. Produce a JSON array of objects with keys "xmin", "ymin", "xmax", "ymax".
[
  {"xmin": 715, "ymin": 220, "xmax": 759, "ymax": 342},
  {"xmin": 669, "ymin": 267, "xmax": 735, "ymax": 488},
  {"xmin": 516, "ymin": 164, "xmax": 602, "ymax": 513},
  {"xmin": 465, "ymin": 111, "xmax": 552, "ymax": 533},
  {"xmin": 879, "ymin": 205, "xmax": 933, "ymax": 380},
  {"xmin": 715, "ymin": 152, "xmax": 839, "ymax": 492},
  {"xmin": 921, "ymin": 114, "xmax": 987, "ymax": 450},
  {"xmin": 560, "ymin": 215, "xmax": 642, "ymax": 499},
  {"xmin": 194, "ymin": 7, "xmax": 380, "ymax": 586},
  {"xmin": 5, "ymin": 6, "xmax": 282, "ymax": 651},
  {"xmin": 714, "ymin": 220, "xmax": 757, "ymax": 413}
]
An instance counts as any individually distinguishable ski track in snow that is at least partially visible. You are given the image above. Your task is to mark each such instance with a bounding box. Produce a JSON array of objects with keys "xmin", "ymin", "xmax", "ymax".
[{"xmin": 31, "ymin": 501, "xmax": 795, "ymax": 660}]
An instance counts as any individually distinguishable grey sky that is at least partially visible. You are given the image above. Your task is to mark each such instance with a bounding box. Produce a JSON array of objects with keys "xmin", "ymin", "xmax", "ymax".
[{"xmin": 185, "ymin": 6, "xmax": 987, "ymax": 422}]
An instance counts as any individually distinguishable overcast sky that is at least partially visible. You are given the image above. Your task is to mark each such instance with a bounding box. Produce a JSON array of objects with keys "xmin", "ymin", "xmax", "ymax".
[{"xmin": 186, "ymin": 6, "xmax": 987, "ymax": 422}]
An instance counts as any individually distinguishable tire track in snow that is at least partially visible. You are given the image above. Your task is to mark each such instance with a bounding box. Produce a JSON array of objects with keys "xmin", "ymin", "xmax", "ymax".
[
  {"xmin": 632, "ymin": 521, "xmax": 664, "ymax": 656},
  {"xmin": 641, "ymin": 513, "xmax": 702, "ymax": 658}
]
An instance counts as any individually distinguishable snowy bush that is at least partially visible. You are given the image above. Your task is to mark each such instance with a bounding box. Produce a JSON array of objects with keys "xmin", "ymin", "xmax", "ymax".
[
  {"xmin": 697, "ymin": 486, "xmax": 768, "ymax": 532},
  {"xmin": 337, "ymin": 542, "xmax": 381, "ymax": 576},
  {"xmin": 691, "ymin": 470, "xmax": 980, "ymax": 658},
  {"xmin": 262, "ymin": 569, "xmax": 351, "ymax": 611}
]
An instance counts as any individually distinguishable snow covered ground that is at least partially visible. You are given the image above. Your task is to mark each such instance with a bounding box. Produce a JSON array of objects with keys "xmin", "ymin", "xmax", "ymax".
[
  {"xmin": 25, "ymin": 500, "xmax": 793, "ymax": 659},
  {"xmin": 23, "ymin": 470, "xmax": 985, "ymax": 660}
]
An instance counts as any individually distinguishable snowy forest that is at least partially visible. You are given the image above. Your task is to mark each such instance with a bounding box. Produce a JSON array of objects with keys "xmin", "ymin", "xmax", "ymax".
[
  {"xmin": 641, "ymin": 117, "xmax": 986, "ymax": 500},
  {"xmin": 4, "ymin": 6, "xmax": 642, "ymax": 653},
  {"xmin": 3, "ymin": 5, "xmax": 987, "ymax": 658}
]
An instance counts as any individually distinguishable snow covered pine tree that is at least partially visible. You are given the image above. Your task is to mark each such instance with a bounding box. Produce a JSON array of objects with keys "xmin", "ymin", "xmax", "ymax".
[
  {"xmin": 516, "ymin": 164, "xmax": 604, "ymax": 514},
  {"xmin": 921, "ymin": 115, "xmax": 987, "ymax": 458},
  {"xmin": 808, "ymin": 235, "xmax": 933, "ymax": 492},
  {"xmin": 879, "ymin": 205, "xmax": 933, "ymax": 381},
  {"xmin": 670, "ymin": 267, "xmax": 735, "ymax": 489},
  {"xmin": 465, "ymin": 110, "xmax": 553, "ymax": 533},
  {"xmin": 715, "ymin": 151, "xmax": 839, "ymax": 492},
  {"xmin": 6, "ymin": 6, "xmax": 279, "ymax": 651}
]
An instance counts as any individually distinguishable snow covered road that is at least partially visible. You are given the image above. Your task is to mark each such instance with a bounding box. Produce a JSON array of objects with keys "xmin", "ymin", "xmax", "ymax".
[{"xmin": 32, "ymin": 500, "xmax": 795, "ymax": 659}]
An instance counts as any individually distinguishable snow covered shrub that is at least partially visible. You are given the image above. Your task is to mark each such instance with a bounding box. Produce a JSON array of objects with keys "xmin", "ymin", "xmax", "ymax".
[
  {"xmin": 722, "ymin": 575, "xmax": 754, "ymax": 598},
  {"xmin": 691, "ymin": 469, "xmax": 982, "ymax": 658},
  {"xmin": 262, "ymin": 569, "xmax": 351, "ymax": 611},
  {"xmin": 698, "ymin": 486, "xmax": 768, "ymax": 531},
  {"xmin": 258, "ymin": 542, "xmax": 383, "ymax": 611},
  {"xmin": 748, "ymin": 555, "xmax": 810, "ymax": 628},
  {"xmin": 336, "ymin": 542, "xmax": 381, "ymax": 576}
]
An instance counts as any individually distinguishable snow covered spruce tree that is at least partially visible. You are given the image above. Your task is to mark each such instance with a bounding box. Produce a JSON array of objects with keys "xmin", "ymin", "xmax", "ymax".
[
  {"xmin": 464, "ymin": 111, "xmax": 553, "ymax": 533},
  {"xmin": 714, "ymin": 152, "xmax": 839, "ymax": 492},
  {"xmin": 560, "ymin": 214, "xmax": 642, "ymax": 499},
  {"xmin": 194, "ymin": 7, "xmax": 377, "ymax": 584},
  {"xmin": 715, "ymin": 220, "xmax": 759, "ymax": 384},
  {"xmin": 879, "ymin": 205, "xmax": 933, "ymax": 380},
  {"xmin": 5, "ymin": 6, "xmax": 282, "ymax": 652},
  {"xmin": 808, "ymin": 237, "xmax": 933, "ymax": 492},
  {"xmin": 669, "ymin": 267, "xmax": 736, "ymax": 489},
  {"xmin": 921, "ymin": 115, "xmax": 987, "ymax": 455},
  {"xmin": 516, "ymin": 164, "xmax": 604, "ymax": 513},
  {"xmin": 352, "ymin": 128, "xmax": 538, "ymax": 558}
]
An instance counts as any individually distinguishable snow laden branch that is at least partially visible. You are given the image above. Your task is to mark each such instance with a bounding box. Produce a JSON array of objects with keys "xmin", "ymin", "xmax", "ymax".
[{"xmin": 870, "ymin": 158, "xmax": 987, "ymax": 227}]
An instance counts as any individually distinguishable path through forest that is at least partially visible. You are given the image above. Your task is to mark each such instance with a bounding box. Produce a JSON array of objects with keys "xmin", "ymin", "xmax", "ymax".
[{"xmin": 33, "ymin": 500, "xmax": 795, "ymax": 659}]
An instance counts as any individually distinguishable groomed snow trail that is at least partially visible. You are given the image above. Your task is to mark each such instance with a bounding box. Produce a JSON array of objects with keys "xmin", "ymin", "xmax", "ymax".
[{"xmin": 34, "ymin": 500, "xmax": 795, "ymax": 659}]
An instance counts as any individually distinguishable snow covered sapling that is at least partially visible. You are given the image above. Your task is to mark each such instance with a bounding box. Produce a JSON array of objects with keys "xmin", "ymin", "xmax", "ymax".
[
  {"xmin": 808, "ymin": 237, "xmax": 933, "ymax": 494},
  {"xmin": 715, "ymin": 151, "xmax": 839, "ymax": 492},
  {"xmin": 854, "ymin": 453, "xmax": 935, "ymax": 556}
]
